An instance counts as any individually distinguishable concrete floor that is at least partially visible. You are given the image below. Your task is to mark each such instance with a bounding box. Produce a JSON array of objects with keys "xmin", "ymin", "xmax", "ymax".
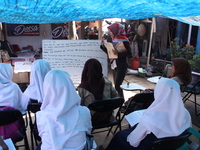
[{"xmin": 17, "ymin": 68, "xmax": 200, "ymax": 150}]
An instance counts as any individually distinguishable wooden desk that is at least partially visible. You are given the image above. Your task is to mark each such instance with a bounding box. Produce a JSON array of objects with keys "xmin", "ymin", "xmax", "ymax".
[
  {"xmin": 12, "ymin": 72, "xmax": 29, "ymax": 84},
  {"xmin": 12, "ymin": 61, "xmax": 32, "ymax": 84}
]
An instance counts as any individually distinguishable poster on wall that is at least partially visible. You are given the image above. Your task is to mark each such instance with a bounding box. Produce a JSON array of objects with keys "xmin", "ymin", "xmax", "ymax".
[
  {"xmin": 42, "ymin": 39, "xmax": 107, "ymax": 87},
  {"xmin": 6, "ymin": 24, "xmax": 40, "ymax": 36},
  {"xmin": 51, "ymin": 23, "xmax": 68, "ymax": 39}
]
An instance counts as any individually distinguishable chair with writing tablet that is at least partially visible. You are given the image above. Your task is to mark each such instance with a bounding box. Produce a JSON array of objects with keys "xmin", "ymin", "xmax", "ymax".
[
  {"xmin": 118, "ymin": 92, "xmax": 154, "ymax": 130},
  {"xmin": 88, "ymin": 97, "xmax": 124, "ymax": 136}
]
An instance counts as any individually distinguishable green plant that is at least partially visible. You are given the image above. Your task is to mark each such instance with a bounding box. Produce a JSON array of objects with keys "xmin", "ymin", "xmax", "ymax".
[
  {"xmin": 168, "ymin": 38, "xmax": 195, "ymax": 61},
  {"xmin": 188, "ymin": 52, "xmax": 200, "ymax": 72}
]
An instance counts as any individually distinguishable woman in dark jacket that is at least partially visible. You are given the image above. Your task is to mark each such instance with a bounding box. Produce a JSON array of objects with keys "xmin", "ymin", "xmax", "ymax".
[{"xmin": 101, "ymin": 22, "xmax": 132, "ymax": 97}]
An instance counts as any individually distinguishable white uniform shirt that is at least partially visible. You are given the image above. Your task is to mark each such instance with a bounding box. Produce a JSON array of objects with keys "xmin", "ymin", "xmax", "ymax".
[
  {"xmin": 36, "ymin": 70, "xmax": 92, "ymax": 150},
  {"xmin": 37, "ymin": 106, "xmax": 92, "ymax": 150}
]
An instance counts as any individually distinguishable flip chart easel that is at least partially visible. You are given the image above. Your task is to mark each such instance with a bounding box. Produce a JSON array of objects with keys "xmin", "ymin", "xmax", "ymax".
[{"xmin": 42, "ymin": 40, "xmax": 108, "ymax": 87}]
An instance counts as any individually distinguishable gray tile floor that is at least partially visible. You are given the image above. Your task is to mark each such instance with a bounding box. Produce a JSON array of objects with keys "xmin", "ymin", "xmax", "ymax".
[{"xmin": 17, "ymin": 69, "xmax": 200, "ymax": 150}]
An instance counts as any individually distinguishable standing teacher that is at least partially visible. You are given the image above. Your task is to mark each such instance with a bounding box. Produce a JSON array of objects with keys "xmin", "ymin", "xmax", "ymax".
[{"xmin": 101, "ymin": 22, "xmax": 132, "ymax": 97}]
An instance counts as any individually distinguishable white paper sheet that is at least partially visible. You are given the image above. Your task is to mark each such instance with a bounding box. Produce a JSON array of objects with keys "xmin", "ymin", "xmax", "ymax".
[
  {"xmin": 14, "ymin": 61, "xmax": 32, "ymax": 73},
  {"xmin": 125, "ymin": 109, "xmax": 146, "ymax": 127},
  {"xmin": 147, "ymin": 76, "xmax": 161, "ymax": 84}
]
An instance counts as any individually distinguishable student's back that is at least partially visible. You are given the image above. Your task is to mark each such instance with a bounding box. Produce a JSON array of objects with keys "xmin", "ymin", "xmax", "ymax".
[
  {"xmin": 77, "ymin": 58, "xmax": 118, "ymax": 125},
  {"xmin": 36, "ymin": 70, "xmax": 92, "ymax": 150}
]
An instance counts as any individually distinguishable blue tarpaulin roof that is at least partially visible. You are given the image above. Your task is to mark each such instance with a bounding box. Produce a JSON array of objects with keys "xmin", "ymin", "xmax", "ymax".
[{"xmin": 1, "ymin": 0, "xmax": 200, "ymax": 25}]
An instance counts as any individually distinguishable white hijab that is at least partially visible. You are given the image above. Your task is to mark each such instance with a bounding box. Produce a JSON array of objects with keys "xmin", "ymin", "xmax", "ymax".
[
  {"xmin": 24, "ymin": 59, "xmax": 51, "ymax": 103},
  {"xmin": 127, "ymin": 77, "xmax": 191, "ymax": 146},
  {"xmin": 39, "ymin": 70, "xmax": 81, "ymax": 149},
  {"xmin": 0, "ymin": 63, "xmax": 13, "ymax": 85},
  {"xmin": 0, "ymin": 63, "xmax": 28, "ymax": 111}
]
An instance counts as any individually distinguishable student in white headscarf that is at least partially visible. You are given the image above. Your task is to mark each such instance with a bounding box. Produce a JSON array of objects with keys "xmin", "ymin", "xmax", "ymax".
[
  {"xmin": 36, "ymin": 70, "xmax": 92, "ymax": 150},
  {"xmin": 0, "ymin": 63, "xmax": 29, "ymax": 111},
  {"xmin": 24, "ymin": 59, "xmax": 51, "ymax": 103},
  {"xmin": 106, "ymin": 77, "xmax": 191, "ymax": 150}
]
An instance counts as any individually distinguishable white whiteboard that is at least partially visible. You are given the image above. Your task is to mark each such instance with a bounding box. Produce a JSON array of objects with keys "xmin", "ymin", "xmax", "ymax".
[{"xmin": 42, "ymin": 40, "xmax": 108, "ymax": 87}]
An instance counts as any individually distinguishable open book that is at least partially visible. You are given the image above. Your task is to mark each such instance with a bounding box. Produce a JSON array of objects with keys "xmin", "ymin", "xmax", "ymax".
[
  {"xmin": 104, "ymin": 42, "xmax": 118, "ymax": 59},
  {"xmin": 125, "ymin": 109, "xmax": 146, "ymax": 127}
]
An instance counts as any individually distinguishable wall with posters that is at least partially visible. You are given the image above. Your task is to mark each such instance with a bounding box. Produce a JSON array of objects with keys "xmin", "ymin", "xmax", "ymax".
[
  {"xmin": 5, "ymin": 23, "xmax": 84, "ymax": 51},
  {"xmin": 6, "ymin": 24, "xmax": 52, "ymax": 51}
]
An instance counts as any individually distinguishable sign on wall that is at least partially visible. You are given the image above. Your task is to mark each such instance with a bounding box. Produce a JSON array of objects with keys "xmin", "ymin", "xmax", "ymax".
[
  {"xmin": 51, "ymin": 23, "xmax": 68, "ymax": 39},
  {"xmin": 6, "ymin": 24, "xmax": 40, "ymax": 36},
  {"xmin": 42, "ymin": 40, "xmax": 108, "ymax": 87}
]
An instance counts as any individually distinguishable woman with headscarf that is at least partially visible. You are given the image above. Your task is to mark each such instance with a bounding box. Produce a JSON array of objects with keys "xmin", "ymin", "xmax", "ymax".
[
  {"xmin": 105, "ymin": 77, "xmax": 191, "ymax": 150},
  {"xmin": 101, "ymin": 22, "xmax": 132, "ymax": 97},
  {"xmin": 36, "ymin": 70, "xmax": 92, "ymax": 150},
  {"xmin": 169, "ymin": 58, "xmax": 192, "ymax": 91},
  {"xmin": 24, "ymin": 59, "xmax": 51, "ymax": 103},
  {"xmin": 77, "ymin": 58, "xmax": 118, "ymax": 125},
  {"xmin": 0, "ymin": 63, "xmax": 29, "ymax": 111}
]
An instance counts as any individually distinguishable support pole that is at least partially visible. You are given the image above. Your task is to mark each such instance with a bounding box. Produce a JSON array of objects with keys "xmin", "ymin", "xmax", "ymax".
[
  {"xmin": 146, "ymin": 18, "xmax": 155, "ymax": 70},
  {"xmin": 98, "ymin": 20, "xmax": 103, "ymax": 40},
  {"xmin": 187, "ymin": 24, "xmax": 192, "ymax": 45}
]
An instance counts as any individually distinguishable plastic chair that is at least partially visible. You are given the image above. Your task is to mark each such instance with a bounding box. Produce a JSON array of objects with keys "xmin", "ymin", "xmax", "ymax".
[
  {"xmin": 182, "ymin": 79, "xmax": 200, "ymax": 116},
  {"xmin": 27, "ymin": 102, "xmax": 42, "ymax": 150},
  {"xmin": 88, "ymin": 97, "xmax": 124, "ymax": 136},
  {"xmin": 0, "ymin": 108, "xmax": 30, "ymax": 150},
  {"xmin": 145, "ymin": 129, "xmax": 191, "ymax": 150}
]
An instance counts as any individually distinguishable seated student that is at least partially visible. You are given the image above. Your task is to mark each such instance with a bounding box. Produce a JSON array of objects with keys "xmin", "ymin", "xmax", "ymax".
[
  {"xmin": 24, "ymin": 59, "xmax": 51, "ymax": 103},
  {"xmin": 105, "ymin": 77, "xmax": 191, "ymax": 150},
  {"xmin": 0, "ymin": 63, "xmax": 29, "ymax": 111},
  {"xmin": 36, "ymin": 70, "xmax": 92, "ymax": 150},
  {"xmin": 77, "ymin": 58, "xmax": 118, "ymax": 125},
  {"xmin": 169, "ymin": 58, "xmax": 192, "ymax": 91}
]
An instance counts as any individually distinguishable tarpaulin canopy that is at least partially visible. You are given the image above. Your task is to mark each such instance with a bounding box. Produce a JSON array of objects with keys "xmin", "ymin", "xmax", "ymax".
[
  {"xmin": 1, "ymin": 0, "xmax": 200, "ymax": 24},
  {"xmin": 169, "ymin": 16, "xmax": 200, "ymax": 26}
]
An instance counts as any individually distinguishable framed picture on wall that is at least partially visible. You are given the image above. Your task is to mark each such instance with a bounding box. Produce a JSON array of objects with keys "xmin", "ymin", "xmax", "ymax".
[{"xmin": 6, "ymin": 24, "xmax": 40, "ymax": 36}]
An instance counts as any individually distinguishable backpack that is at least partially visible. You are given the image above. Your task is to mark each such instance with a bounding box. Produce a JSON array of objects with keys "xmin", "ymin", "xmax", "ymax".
[{"xmin": 0, "ymin": 106, "xmax": 24, "ymax": 142}]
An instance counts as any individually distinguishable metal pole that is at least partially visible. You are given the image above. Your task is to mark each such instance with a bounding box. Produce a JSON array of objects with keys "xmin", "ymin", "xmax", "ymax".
[
  {"xmin": 187, "ymin": 24, "xmax": 192, "ymax": 44},
  {"xmin": 146, "ymin": 18, "xmax": 155, "ymax": 70}
]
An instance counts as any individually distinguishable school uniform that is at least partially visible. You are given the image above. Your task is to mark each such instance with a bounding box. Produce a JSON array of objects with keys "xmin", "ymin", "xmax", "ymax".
[{"xmin": 36, "ymin": 70, "xmax": 92, "ymax": 150}]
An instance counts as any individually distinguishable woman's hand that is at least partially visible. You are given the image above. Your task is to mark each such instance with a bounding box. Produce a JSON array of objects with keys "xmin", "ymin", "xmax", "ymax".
[
  {"xmin": 112, "ymin": 48, "xmax": 118, "ymax": 55},
  {"xmin": 101, "ymin": 39, "xmax": 105, "ymax": 46}
]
